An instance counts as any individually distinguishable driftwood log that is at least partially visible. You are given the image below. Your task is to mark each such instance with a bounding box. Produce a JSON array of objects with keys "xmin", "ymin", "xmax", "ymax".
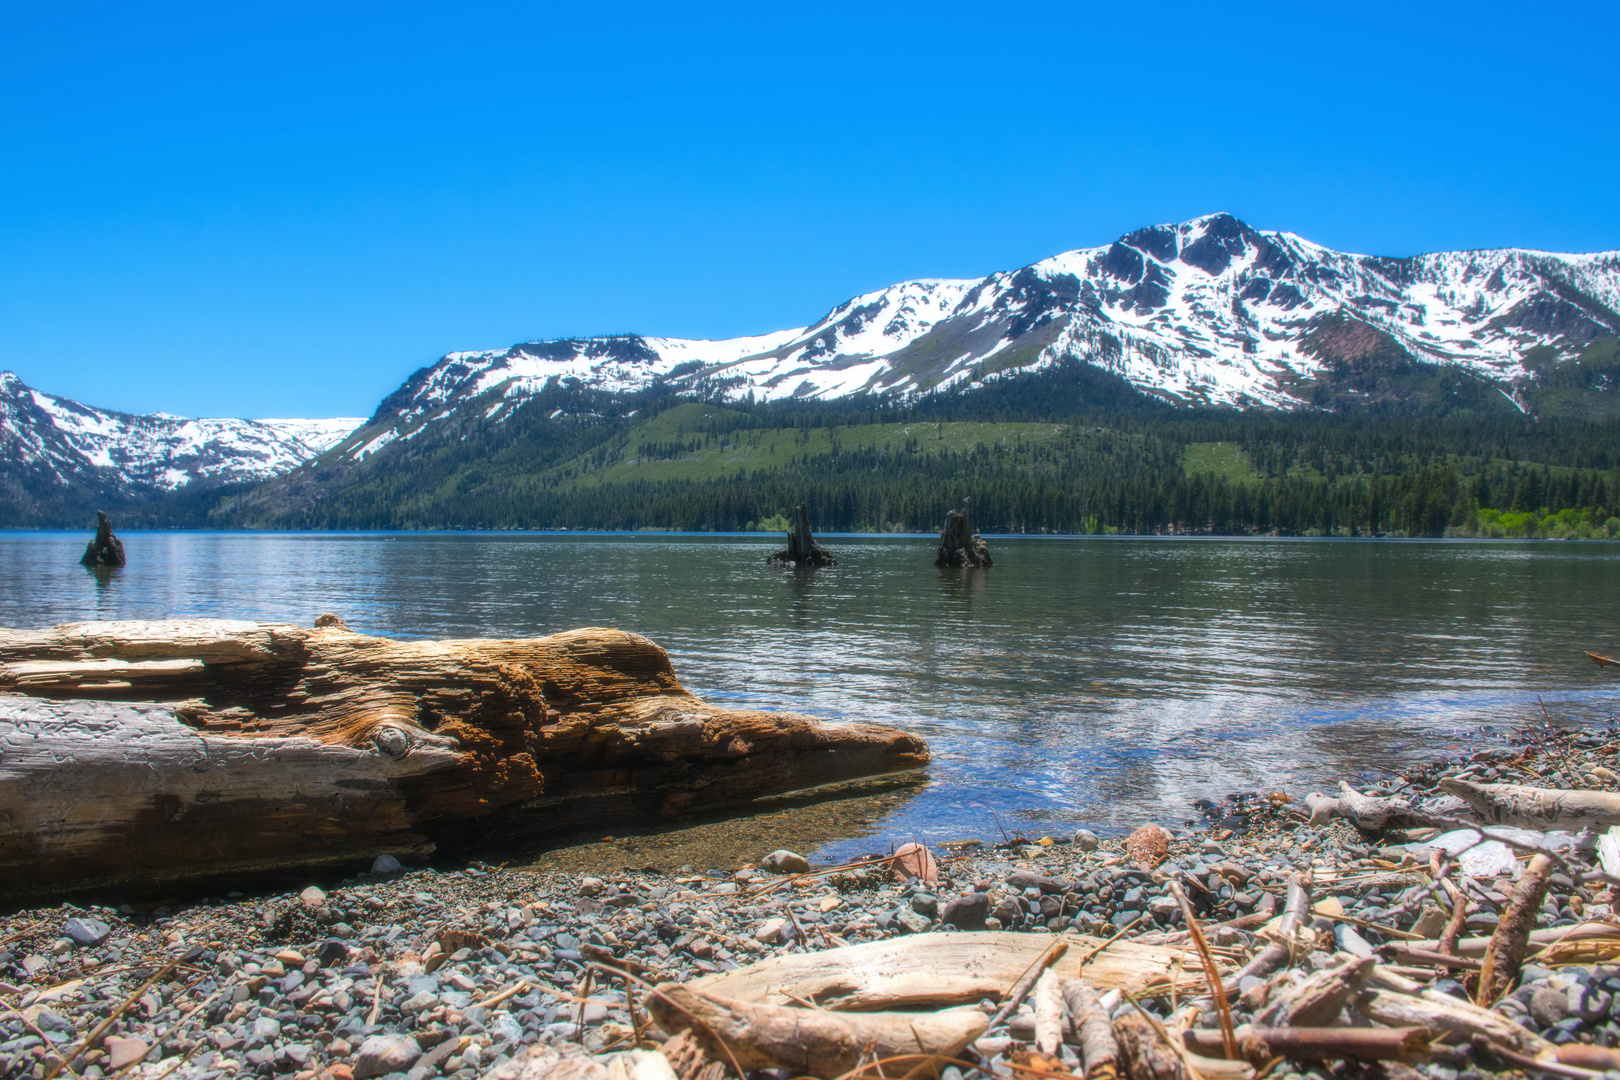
[
  {"xmin": 1437, "ymin": 777, "xmax": 1620, "ymax": 829},
  {"xmin": 0, "ymin": 618, "xmax": 928, "ymax": 900},
  {"xmin": 646, "ymin": 983, "xmax": 986, "ymax": 1080},
  {"xmin": 935, "ymin": 497, "xmax": 991, "ymax": 568},
  {"xmin": 766, "ymin": 504, "xmax": 836, "ymax": 568},
  {"xmin": 79, "ymin": 511, "xmax": 126, "ymax": 569},
  {"xmin": 688, "ymin": 931, "xmax": 1234, "ymax": 1008}
]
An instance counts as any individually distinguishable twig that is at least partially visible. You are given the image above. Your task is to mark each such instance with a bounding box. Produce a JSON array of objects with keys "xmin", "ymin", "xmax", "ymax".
[
  {"xmin": 1169, "ymin": 881, "xmax": 1237, "ymax": 1061},
  {"xmin": 43, "ymin": 960, "xmax": 179, "ymax": 1080},
  {"xmin": 989, "ymin": 939, "xmax": 1069, "ymax": 1029},
  {"xmin": 1473, "ymin": 1035, "xmax": 1601, "ymax": 1079}
]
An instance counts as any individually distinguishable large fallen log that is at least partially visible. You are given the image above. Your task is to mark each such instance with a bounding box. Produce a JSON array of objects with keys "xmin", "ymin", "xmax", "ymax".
[
  {"xmin": 0, "ymin": 618, "xmax": 928, "ymax": 900},
  {"xmin": 1437, "ymin": 777, "xmax": 1620, "ymax": 829},
  {"xmin": 688, "ymin": 931, "xmax": 1235, "ymax": 1009}
]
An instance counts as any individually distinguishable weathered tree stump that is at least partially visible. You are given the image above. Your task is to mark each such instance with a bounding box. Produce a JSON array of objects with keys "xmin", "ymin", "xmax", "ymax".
[
  {"xmin": 767, "ymin": 503, "xmax": 836, "ymax": 567},
  {"xmin": 935, "ymin": 497, "xmax": 991, "ymax": 568},
  {"xmin": 79, "ymin": 510, "xmax": 126, "ymax": 569},
  {"xmin": 0, "ymin": 619, "xmax": 928, "ymax": 900}
]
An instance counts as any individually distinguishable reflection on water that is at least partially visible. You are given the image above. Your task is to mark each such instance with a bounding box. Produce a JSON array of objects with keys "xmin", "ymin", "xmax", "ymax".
[{"xmin": 3, "ymin": 531, "xmax": 1619, "ymax": 862}]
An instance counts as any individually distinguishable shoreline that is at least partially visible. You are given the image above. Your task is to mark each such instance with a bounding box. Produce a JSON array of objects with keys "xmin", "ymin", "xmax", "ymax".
[{"xmin": 8, "ymin": 719, "xmax": 1620, "ymax": 1079}]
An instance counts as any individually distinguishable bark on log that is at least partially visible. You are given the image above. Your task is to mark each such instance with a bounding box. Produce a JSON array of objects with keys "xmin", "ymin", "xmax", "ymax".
[
  {"xmin": 645, "ymin": 983, "xmax": 987, "ymax": 1080},
  {"xmin": 1437, "ymin": 777, "xmax": 1620, "ymax": 829},
  {"xmin": 1182, "ymin": 1027, "xmax": 1433, "ymax": 1065},
  {"xmin": 1254, "ymin": 952, "xmax": 1372, "ymax": 1027},
  {"xmin": 1477, "ymin": 852, "xmax": 1556, "ymax": 1005},
  {"xmin": 0, "ymin": 619, "xmax": 928, "ymax": 900},
  {"xmin": 935, "ymin": 498, "xmax": 991, "ymax": 568},
  {"xmin": 766, "ymin": 504, "xmax": 836, "ymax": 568},
  {"xmin": 687, "ymin": 931, "xmax": 1235, "ymax": 1010},
  {"xmin": 79, "ymin": 511, "xmax": 125, "ymax": 569},
  {"xmin": 1063, "ymin": 980, "xmax": 1118, "ymax": 1080}
]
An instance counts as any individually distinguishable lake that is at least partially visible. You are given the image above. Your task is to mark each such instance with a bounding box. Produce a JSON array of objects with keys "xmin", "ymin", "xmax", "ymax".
[{"xmin": 4, "ymin": 531, "xmax": 1619, "ymax": 863}]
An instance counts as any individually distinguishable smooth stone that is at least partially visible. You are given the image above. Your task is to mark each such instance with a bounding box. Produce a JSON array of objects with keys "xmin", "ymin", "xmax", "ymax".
[
  {"xmin": 371, "ymin": 854, "xmax": 405, "ymax": 876},
  {"xmin": 64, "ymin": 918, "xmax": 111, "ymax": 947},
  {"xmin": 1532, "ymin": 986, "xmax": 1573, "ymax": 1027},
  {"xmin": 911, "ymin": 893, "xmax": 939, "ymax": 918},
  {"xmin": 754, "ymin": 919, "xmax": 790, "ymax": 945},
  {"xmin": 761, "ymin": 850, "xmax": 811, "ymax": 875},
  {"xmin": 353, "ymin": 1034, "xmax": 423, "ymax": 1080},
  {"xmin": 300, "ymin": 886, "xmax": 327, "ymax": 907},
  {"xmin": 940, "ymin": 893, "xmax": 989, "ymax": 931},
  {"xmin": 1072, "ymin": 829, "xmax": 1099, "ymax": 852},
  {"xmin": 104, "ymin": 1037, "xmax": 149, "ymax": 1069},
  {"xmin": 896, "ymin": 909, "xmax": 932, "ymax": 934},
  {"xmin": 1333, "ymin": 924, "xmax": 1376, "ymax": 959}
]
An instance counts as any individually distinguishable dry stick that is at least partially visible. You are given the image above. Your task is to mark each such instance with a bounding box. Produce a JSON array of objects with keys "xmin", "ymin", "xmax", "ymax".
[
  {"xmin": 1062, "ymin": 980, "xmax": 1119, "ymax": 1080},
  {"xmin": 988, "ymin": 939, "xmax": 1070, "ymax": 1030},
  {"xmin": 366, "ymin": 973, "xmax": 384, "ymax": 1025},
  {"xmin": 42, "ymin": 959, "xmax": 179, "ymax": 1080},
  {"xmin": 1032, "ymin": 968, "xmax": 1065, "ymax": 1056},
  {"xmin": 1074, "ymin": 914, "xmax": 1148, "ymax": 973},
  {"xmin": 1181, "ymin": 1027, "xmax": 1432, "ymax": 1064},
  {"xmin": 1168, "ymin": 881, "xmax": 1237, "ymax": 1062},
  {"xmin": 110, "ymin": 981, "xmax": 228, "ymax": 1080},
  {"xmin": 1437, "ymin": 882, "xmax": 1470, "ymax": 959},
  {"xmin": 4, "ymin": 1000, "xmax": 83, "ymax": 1079},
  {"xmin": 1473, "ymin": 1035, "xmax": 1602, "ymax": 1080},
  {"xmin": 1476, "ymin": 852, "xmax": 1556, "ymax": 1006},
  {"xmin": 474, "ymin": 979, "xmax": 532, "ymax": 1009},
  {"xmin": 1223, "ymin": 871, "xmax": 1312, "ymax": 998}
]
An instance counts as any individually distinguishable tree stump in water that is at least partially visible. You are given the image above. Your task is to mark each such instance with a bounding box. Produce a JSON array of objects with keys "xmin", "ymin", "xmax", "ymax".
[
  {"xmin": 767, "ymin": 503, "xmax": 836, "ymax": 567},
  {"xmin": 79, "ymin": 510, "xmax": 126, "ymax": 569},
  {"xmin": 0, "ymin": 619, "xmax": 927, "ymax": 900},
  {"xmin": 935, "ymin": 498, "xmax": 992, "ymax": 568}
]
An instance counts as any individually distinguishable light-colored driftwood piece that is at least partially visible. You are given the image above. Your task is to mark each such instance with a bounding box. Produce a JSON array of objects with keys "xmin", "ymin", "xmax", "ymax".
[
  {"xmin": 0, "ymin": 618, "xmax": 928, "ymax": 900},
  {"xmin": 1477, "ymin": 852, "xmax": 1556, "ymax": 1005},
  {"xmin": 687, "ymin": 931, "xmax": 1236, "ymax": 1010},
  {"xmin": 1358, "ymin": 966, "xmax": 1554, "ymax": 1059},
  {"xmin": 1182, "ymin": 1027, "xmax": 1433, "ymax": 1065},
  {"xmin": 646, "ymin": 983, "xmax": 987, "ymax": 1080},
  {"xmin": 1437, "ymin": 777, "xmax": 1620, "ymax": 829},
  {"xmin": 1063, "ymin": 980, "xmax": 1118, "ymax": 1080}
]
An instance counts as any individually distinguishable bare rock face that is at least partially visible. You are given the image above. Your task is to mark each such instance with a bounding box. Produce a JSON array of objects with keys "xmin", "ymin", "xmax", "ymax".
[
  {"xmin": 767, "ymin": 503, "xmax": 836, "ymax": 567},
  {"xmin": 935, "ymin": 498, "xmax": 991, "ymax": 568},
  {"xmin": 79, "ymin": 511, "xmax": 126, "ymax": 569}
]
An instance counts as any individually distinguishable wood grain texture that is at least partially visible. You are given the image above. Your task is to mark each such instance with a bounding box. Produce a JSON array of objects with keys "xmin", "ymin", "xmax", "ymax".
[
  {"xmin": 688, "ymin": 931, "xmax": 1234, "ymax": 1010},
  {"xmin": 0, "ymin": 618, "xmax": 929, "ymax": 900}
]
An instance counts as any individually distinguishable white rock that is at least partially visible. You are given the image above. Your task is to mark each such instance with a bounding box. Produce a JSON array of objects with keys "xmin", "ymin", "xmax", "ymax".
[
  {"xmin": 353, "ymin": 1033, "xmax": 422, "ymax": 1079},
  {"xmin": 754, "ymin": 918, "xmax": 790, "ymax": 944},
  {"xmin": 299, "ymin": 885, "xmax": 327, "ymax": 907}
]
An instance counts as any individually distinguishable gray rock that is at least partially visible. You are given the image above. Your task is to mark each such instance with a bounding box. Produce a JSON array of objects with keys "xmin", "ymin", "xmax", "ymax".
[
  {"xmin": 370, "ymin": 854, "xmax": 405, "ymax": 876},
  {"xmin": 1531, "ymin": 986, "xmax": 1572, "ymax": 1028},
  {"xmin": 761, "ymin": 850, "xmax": 811, "ymax": 875},
  {"xmin": 911, "ymin": 893, "xmax": 939, "ymax": 918},
  {"xmin": 63, "ymin": 918, "xmax": 110, "ymax": 947},
  {"xmin": 354, "ymin": 1033, "xmax": 423, "ymax": 1080},
  {"xmin": 896, "ymin": 908, "xmax": 932, "ymax": 934},
  {"xmin": 401, "ymin": 991, "xmax": 438, "ymax": 1012},
  {"xmin": 1570, "ymin": 984, "xmax": 1614, "ymax": 1023},
  {"xmin": 940, "ymin": 893, "xmax": 989, "ymax": 930},
  {"xmin": 1072, "ymin": 829, "xmax": 1099, "ymax": 852},
  {"xmin": 1333, "ymin": 924, "xmax": 1376, "ymax": 960}
]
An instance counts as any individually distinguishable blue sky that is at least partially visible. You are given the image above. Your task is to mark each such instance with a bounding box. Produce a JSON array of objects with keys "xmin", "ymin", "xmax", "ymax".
[{"xmin": 2, "ymin": 1, "xmax": 1617, "ymax": 419}]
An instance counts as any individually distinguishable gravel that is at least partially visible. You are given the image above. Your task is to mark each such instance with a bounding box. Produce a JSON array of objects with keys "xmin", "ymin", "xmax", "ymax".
[{"xmin": 4, "ymin": 720, "xmax": 1620, "ymax": 1079}]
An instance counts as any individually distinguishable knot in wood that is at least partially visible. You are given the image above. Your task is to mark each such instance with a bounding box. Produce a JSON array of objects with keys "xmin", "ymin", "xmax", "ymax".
[{"xmin": 373, "ymin": 725, "xmax": 410, "ymax": 758}]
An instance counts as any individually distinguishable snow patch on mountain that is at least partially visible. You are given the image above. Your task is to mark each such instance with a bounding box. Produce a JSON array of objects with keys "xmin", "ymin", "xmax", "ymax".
[
  {"xmin": 342, "ymin": 214, "xmax": 1620, "ymax": 457},
  {"xmin": 0, "ymin": 370, "xmax": 363, "ymax": 494}
]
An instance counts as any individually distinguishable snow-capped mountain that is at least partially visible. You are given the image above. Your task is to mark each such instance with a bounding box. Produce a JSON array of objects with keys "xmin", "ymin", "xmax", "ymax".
[
  {"xmin": 0, "ymin": 370, "xmax": 362, "ymax": 495},
  {"xmin": 334, "ymin": 213, "xmax": 1620, "ymax": 458}
]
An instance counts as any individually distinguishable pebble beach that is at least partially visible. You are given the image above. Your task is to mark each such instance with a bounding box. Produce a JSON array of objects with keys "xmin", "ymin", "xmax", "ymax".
[{"xmin": 6, "ymin": 720, "xmax": 1620, "ymax": 1080}]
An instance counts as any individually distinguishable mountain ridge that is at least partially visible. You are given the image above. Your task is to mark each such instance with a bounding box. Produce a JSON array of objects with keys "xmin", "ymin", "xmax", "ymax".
[{"xmin": 326, "ymin": 212, "xmax": 1620, "ymax": 468}]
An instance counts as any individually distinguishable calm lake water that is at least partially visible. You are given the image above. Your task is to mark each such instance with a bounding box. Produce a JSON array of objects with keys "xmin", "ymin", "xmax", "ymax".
[{"xmin": 4, "ymin": 531, "xmax": 1620, "ymax": 862}]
